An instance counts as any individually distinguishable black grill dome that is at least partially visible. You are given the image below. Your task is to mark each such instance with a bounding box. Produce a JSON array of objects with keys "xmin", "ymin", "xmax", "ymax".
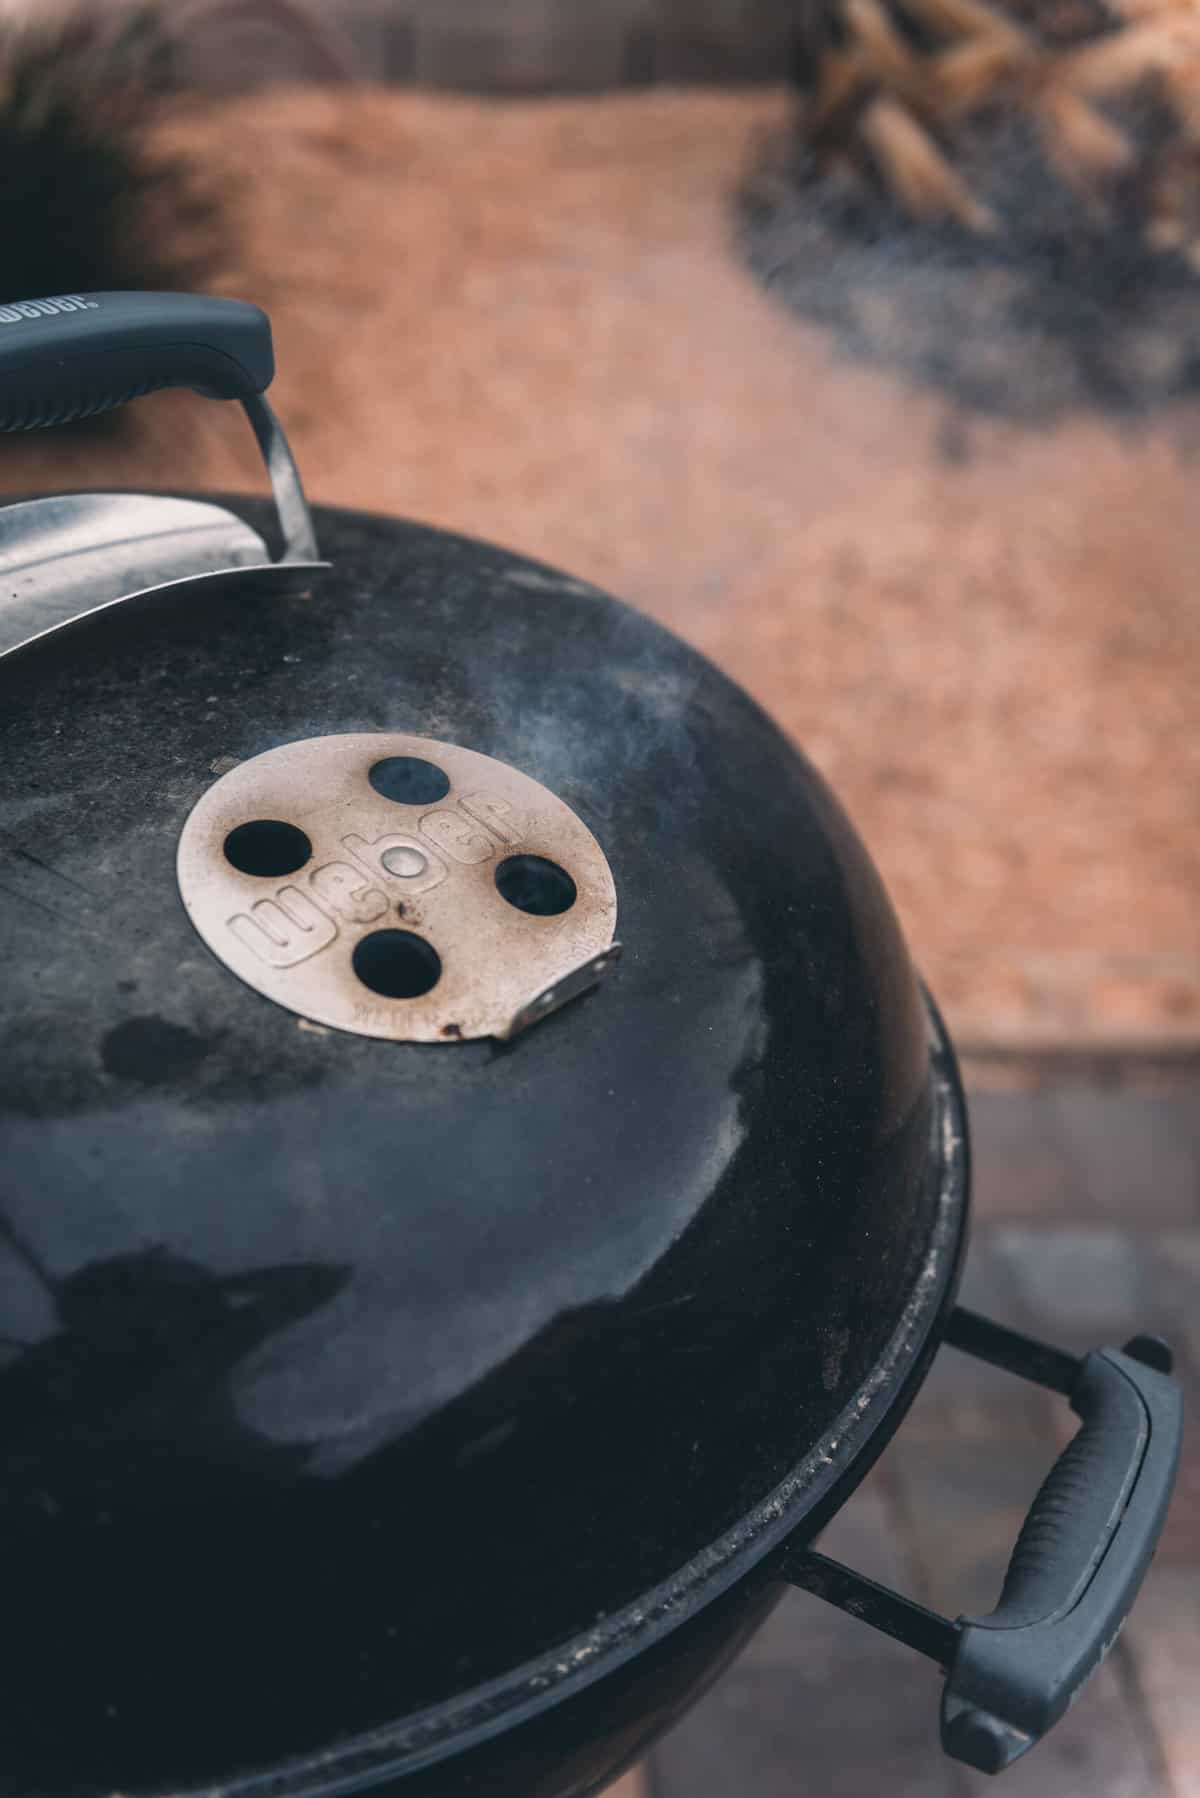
[{"xmin": 0, "ymin": 503, "xmax": 946, "ymax": 1797}]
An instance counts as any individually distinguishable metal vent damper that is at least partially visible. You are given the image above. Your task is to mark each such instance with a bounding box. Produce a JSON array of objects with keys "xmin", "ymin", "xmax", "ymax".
[{"xmin": 176, "ymin": 733, "xmax": 620, "ymax": 1043}]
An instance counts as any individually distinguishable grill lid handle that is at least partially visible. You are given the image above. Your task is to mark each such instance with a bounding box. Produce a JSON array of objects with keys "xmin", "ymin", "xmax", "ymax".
[
  {"xmin": 781, "ymin": 1310, "xmax": 1183, "ymax": 1776},
  {"xmin": 0, "ymin": 291, "xmax": 317, "ymax": 565},
  {"xmin": 0, "ymin": 291, "xmax": 273, "ymax": 430}
]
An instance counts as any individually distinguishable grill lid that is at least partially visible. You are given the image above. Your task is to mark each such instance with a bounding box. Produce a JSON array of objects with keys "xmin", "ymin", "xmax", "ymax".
[{"xmin": 0, "ymin": 296, "xmax": 948, "ymax": 1798}]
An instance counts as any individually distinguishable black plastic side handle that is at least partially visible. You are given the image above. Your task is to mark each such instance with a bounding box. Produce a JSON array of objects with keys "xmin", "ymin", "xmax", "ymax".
[
  {"xmin": 781, "ymin": 1312, "xmax": 1182, "ymax": 1777},
  {"xmin": 0, "ymin": 291, "xmax": 274, "ymax": 431},
  {"xmin": 940, "ymin": 1335, "xmax": 1183, "ymax": 1773}
]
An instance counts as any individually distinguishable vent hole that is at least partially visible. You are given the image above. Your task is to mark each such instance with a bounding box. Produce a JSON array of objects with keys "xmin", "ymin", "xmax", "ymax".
[
  {"xmin": 369, "ymin": 757, "xmax": 450, "ymax": 806},
  {"xmin": 224, "ymin": 820, "xmax": 312, "ymax": 878},
  {"xmin": 495, "ymin": 855, "xmax": 577, "ymax": 917},
  {"xmin": 352, "ymin": 929, "xmax": 442, "ymax": 999}
]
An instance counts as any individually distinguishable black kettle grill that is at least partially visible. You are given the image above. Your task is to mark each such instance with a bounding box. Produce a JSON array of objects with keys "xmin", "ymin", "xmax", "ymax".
[{"xmin": 0, "ymin": 294, "xmax": 1183, "ymax": 1798}]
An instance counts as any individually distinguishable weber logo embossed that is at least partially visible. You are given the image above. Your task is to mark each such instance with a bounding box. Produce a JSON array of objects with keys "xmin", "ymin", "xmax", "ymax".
[{"xmin": 226, "ymin": 795, "xmax": 519, "ymax": 971}]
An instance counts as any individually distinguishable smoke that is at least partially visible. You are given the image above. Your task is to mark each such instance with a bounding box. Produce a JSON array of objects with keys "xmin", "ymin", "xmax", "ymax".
[{"xmin": 742, "ymin": 106, "xmax": 1200, "ymax": 422}]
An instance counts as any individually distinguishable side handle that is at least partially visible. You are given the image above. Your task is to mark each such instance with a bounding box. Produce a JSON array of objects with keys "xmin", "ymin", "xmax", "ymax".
[{"xmin": 780, "ymin": 1311, "xmax": 1183, "ymax": 1775}]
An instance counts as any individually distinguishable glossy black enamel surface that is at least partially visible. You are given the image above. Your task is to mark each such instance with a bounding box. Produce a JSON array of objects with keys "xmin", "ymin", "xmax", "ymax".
[{"xmin": 0, "ymin": 502, "xmax": 949, "ymax": 1796}]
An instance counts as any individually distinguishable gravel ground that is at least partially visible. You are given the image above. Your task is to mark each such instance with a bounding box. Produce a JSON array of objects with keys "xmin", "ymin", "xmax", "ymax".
[{"xmin": 5, "ymin": 86, "xmax": 1198, "ymax": 1053}]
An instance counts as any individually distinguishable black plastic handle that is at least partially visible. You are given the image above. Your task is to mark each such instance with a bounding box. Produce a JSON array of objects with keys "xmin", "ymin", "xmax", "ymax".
[
  {"xmin": 781, "ymin": 1310, "xmax": 1182, "ymax": 1777},
  {"xmin": 940, "ymin": 1330, "xmax": 1182, "ymax": 1773},
  {"xmin": 0, "ymin": 291, "xmax": 274, "ymax": 431}
]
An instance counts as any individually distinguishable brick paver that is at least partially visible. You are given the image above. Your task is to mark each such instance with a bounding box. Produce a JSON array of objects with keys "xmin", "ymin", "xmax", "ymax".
[
  {"xmin": 970, "ymin": 1090, "xmax": 1200, "ymax": 1225},
  {"xmin": 1126, "ymin": 1569, "xmax": 1200, "ymax": 1798}
]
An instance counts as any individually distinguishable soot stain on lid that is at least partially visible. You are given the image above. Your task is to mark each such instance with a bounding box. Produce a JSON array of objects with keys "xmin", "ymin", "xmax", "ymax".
[
  {"xmin": 739, "ymin": 108, "xmax": 1200, "ymax": 424},
  {"xmin": 102, "ymin": 1016, "xmax": 216, "ymax": 1085}
]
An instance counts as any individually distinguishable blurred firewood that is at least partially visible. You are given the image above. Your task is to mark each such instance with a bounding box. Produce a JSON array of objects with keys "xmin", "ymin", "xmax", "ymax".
[{"xmin": 792, "ymin": 0, "xmax": 1200, "ymax": 264}]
